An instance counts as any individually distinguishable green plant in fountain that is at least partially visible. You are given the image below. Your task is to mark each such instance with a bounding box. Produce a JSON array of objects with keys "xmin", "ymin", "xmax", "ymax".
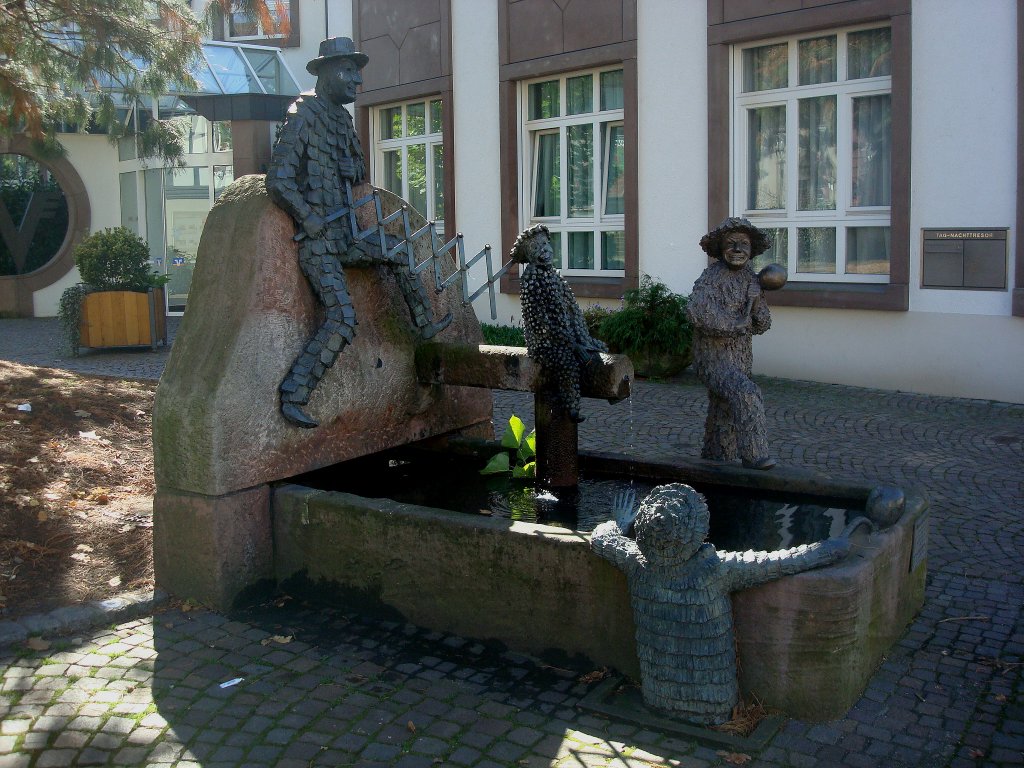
[
  {"xmin": 480, "ymin": 415, "xmax": 536, "ymax": 478},
  {"xmin": 599, "ymin": 275, "xmax": 693, "ymax": 378},
  {"xmin": 58, "ymin": 227, "xmax": 169, "ymax": 354}
]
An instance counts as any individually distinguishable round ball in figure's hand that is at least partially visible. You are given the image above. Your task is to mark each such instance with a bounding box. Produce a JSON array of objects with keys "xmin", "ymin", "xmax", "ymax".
[
  {"xmin": 865, "ymin": 485, "xmax": 906, "ymax": 527},
  {"xmin": 758, "ymin": 263, "xmax": 788, "ymax": 291}
]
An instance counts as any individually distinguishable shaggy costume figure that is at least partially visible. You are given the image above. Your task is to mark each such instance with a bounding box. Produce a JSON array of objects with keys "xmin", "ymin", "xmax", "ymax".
[
  {"xmin": 686, "ymin": 217, "xmax": 775, "ymax": 469},
  {"xmin": 591, "ymin": 484, "xmax": 851, "ymax": 725},
  {"xmin": 512, "ymin": 224, "xmax": 607, "ymax": 422}
]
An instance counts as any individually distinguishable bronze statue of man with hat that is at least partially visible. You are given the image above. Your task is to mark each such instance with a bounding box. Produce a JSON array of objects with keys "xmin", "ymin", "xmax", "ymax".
[
  {"xmin": 686, "ymin": 217, "xmax": 787, "ymax": 470},
  {"xmin": 266, "ymin": 37, "xmax": 451, "ymax": 429}
]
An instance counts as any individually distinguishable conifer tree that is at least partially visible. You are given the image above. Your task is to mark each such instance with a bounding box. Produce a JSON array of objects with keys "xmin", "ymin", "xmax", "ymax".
[{"xmin": 0, "ymin": 0, "xmax": 286, "ymax": 163}]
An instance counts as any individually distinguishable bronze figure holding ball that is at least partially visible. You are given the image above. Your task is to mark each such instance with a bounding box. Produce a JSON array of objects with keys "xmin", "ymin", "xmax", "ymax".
[{"xmin": 686, "ymin": 217, "xmax": 787, "ymax": 470}]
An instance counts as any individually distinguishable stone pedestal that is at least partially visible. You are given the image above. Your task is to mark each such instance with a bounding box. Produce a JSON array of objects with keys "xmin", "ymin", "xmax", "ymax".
[
  {"xmin": 153, "ymin": 175, "xmax": 492, "ymax": 609},
  {"xmin": 153, "ymin": 486, "xmax": 274, "ymax": 609}
]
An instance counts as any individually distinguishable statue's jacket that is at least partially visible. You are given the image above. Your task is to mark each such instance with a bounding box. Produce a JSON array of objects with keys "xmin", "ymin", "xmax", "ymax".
[
  {"xmin": 266, "ymin": 93, "xmax": 365, "ymax": 257},
  {"xmin": 687, "ymin": 261, "xmax": 771, "ymax": 381}
]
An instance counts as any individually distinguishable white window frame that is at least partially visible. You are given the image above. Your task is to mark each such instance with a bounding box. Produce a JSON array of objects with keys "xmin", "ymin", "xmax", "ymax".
[
  {"xmin": 518, "ymin": 66, "xmax": 626, "ymax": 277},
  {"xmin": 370, "ymin": 98, "xmax": 445, "ymax": 232},
  {"xmin": 732, "ymin": 25, "xmax": 892, "ymax": 283}
]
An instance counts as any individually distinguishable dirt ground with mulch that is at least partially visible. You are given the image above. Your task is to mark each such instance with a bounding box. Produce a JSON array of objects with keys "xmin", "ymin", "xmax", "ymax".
[{"xmin": 0, "ymin": 360, "xmax": 156, "ymax": 620}]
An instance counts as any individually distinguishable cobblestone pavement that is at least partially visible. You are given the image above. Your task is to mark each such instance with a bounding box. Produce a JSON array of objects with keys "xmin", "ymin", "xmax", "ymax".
[
  {"xmin": 2, "ymin": 318, "xmax": 1022, "ymax": 767},
  {"xmin": 0, "ymin": 318, "xmax": 178, "ymax": 381}
]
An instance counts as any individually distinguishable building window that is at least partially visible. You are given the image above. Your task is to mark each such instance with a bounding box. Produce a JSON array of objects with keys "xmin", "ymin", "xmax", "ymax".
[
  {"xmin": 735, "ymin": 26, "xmax": 892, "ymax": 283},
  {"xmin": 519, "ymin": 67, "xmax": 625, "ymax": 275},
  {"xmin": 372, "ymin": 98, "xmax": 445, "ymax": 230},
  {"xmin": 119, "ymin": 113, "xmax": 233, "ymax": 315},
  {"xmin": 225, "ymin": 1, "xmax": 290, "ymax": 41}
]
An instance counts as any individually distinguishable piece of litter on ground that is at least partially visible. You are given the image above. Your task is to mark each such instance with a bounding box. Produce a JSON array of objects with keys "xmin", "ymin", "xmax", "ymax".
[
  {"xmin": 261, "ymin": 634, "xmax": 293, "ymax": 646},
  {"xmin": 25, "ymin": 637, "xmax": 50, "ymax": 651},
  {"xmin": 219, "ymin": 678, "xmax": 243, "ymax": 689},
  {"xmin": 108, "ymin": 576, "xmax": 122, "ymax": 587},
  {"xmin": 16, "ymin": 403, "xmax": 31, "ymax": 412},
  {"xmin": 78, "ymin": 430, "xmax": 99, "ymax": 440}
]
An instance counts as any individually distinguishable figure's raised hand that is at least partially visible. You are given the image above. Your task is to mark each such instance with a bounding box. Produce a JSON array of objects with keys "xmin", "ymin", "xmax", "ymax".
[{"xmin": 613, "ymin": 488, "xmax": 638, "ymax": 536}]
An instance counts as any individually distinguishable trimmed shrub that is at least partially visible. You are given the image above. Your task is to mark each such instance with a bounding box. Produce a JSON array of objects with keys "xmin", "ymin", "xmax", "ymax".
[{"xmin": 74, "ymin": 227, "xmax": 158, "ymax": 292}]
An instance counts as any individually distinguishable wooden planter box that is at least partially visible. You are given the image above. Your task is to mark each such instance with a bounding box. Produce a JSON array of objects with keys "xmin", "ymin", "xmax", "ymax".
[{"xmin": 79, "ymin": 288, "xmax": 167, "ymax": 350}]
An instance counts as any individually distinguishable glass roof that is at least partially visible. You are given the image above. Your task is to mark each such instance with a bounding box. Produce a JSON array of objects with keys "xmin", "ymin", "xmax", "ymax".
[
  {"xmin": 90, "ymin": 40, "xmax": 300, "ymax": 98},
  {"xmin": 189, "ymin": 42, "xmax": 301, "ymax": 97}
]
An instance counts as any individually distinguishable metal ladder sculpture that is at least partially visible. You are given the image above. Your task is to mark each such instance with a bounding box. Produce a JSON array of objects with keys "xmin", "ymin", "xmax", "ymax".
[{"xmin": 343, "ymin": 181, "xmax": 513, "ymax": 320}]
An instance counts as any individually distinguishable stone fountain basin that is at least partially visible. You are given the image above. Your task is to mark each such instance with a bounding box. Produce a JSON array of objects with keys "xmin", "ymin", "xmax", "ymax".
[{"xmin": 271, "ymin": 452, "xmax": 927, "ymax": 721}]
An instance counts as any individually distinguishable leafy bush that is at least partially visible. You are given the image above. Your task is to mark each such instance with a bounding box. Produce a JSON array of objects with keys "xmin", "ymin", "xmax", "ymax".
[
  {"xmin": 481, "ymin": 322, "xmax": 526, "ymax": 347},
  {"xmin": 599, "ymin": 275, "xmax": 693, "ymax": 378},
  {"xmin": 582, "ymin": 304, "xmax": 616, "ymax": 343},
  {"xmin": 74, "ymin": 227, "xmax": 162, "ymax": 292}
]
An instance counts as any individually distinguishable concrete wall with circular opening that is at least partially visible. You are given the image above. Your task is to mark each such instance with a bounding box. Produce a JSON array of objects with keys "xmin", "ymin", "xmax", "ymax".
[{"xmin": 0, "ymin": 136, "xmax": 91, "ymax": 317}]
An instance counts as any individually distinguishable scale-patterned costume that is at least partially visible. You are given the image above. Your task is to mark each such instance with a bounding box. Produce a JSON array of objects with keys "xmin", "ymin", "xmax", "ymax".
[
  {"xmin": 590, "ymin": 484, "xmax": 848, "ymax": 725},
  {"xmin": 266, "ymin": 94, "xmax": 444, "ymax": 425}
]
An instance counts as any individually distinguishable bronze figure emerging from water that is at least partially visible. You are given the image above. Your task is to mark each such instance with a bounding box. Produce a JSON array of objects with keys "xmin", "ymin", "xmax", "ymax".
[
  {"xmin": 592, "ymin": 484, "xmax": 852, "ymax": 725},
  {"xmin": 266, "ymin": 37, "xmax": 450, "ymax": 429}
]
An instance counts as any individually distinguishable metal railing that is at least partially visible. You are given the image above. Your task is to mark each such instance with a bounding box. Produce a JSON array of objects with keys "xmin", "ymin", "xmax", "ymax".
[{"xmin": 345, "ymin": 182, "xmax": 514, "ymax": 320}]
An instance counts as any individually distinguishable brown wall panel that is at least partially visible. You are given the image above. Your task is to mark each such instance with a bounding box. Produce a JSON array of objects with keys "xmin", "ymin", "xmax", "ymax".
[
  {"xmin": 723, "ymin": 0, "xmax": 802, "ymax": 23},
  {"xmin": 359, "ymin": 0, "xmax": 441, "ymax": 41},
  {"xmin": 507, "ymin": 0, "xmax": 564, "ymax": 62},
  {"xmin": 399, "ymin": 23, "xmax": 443, "ymax": 83},
  {"xmin": 355, "ymin": 0, "xmax": 447, "ymax": 91},
  {"xmin": 563, "ymin": 2, "xmax": 623, "ymax": 52},
  {"xmin": 360, "ymin": 35, "xmax": 401, "ymax": 92},
  {"xmin": 503, "ymin": 0, "xmax": 636, "ymax": 65}
]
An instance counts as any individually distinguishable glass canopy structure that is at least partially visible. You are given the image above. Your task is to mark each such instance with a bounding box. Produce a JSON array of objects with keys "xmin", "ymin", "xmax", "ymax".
[
  {"xmin": 192, "ymin": 41, "xmax": 301, "ymax": 98},
  {"xmin": 93, "ymin": 40, "xmax": 302, "ymax": 123}
]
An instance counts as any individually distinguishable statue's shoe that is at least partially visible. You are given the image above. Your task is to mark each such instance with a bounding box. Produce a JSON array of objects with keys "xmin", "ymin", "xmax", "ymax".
[
  {"xmin": 420, "ymin": 312, "xmax": 453, "ymax": 340},
  {"xmin": 742, "ymin": 456, "xmax": 776, "ymax": 470},
  {"xmin": 281, "ymin": 402, "xmax": 319, "ymax": 429}
]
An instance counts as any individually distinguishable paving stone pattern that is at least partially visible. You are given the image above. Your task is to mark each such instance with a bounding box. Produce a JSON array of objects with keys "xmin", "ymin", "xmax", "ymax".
[{"xmin": 1, "ymin": 317, "xmax": 1022, "ymax": 767}]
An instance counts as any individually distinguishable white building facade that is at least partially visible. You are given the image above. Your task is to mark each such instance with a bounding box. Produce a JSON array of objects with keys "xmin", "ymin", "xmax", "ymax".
[{"xmin": 4, "ymin": 0, "xmax": 1021, "ymax": 404}]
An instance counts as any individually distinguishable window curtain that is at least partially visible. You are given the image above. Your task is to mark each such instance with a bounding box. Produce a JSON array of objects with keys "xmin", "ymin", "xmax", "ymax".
[
  {"xmin": 533, "ymin": 133, "xmax": 560, "ymax": 217},
  {"xmin": 798, "ymin": 96, "xmax": 836, "ymax": 210},
  {"xmin": 604, "ymin": 124, "xmax": 624, "ymax": 215},
  {"xmin": 852, "ymin": 95, "xmax": 891, "ymax": 207},
  {"xmin": 848, "ymin": 28, "xmax": 892, "ymax": 79},
  {"xmin": 748, "ymin": 106, "xmax": 786, "ymax": 209}
]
